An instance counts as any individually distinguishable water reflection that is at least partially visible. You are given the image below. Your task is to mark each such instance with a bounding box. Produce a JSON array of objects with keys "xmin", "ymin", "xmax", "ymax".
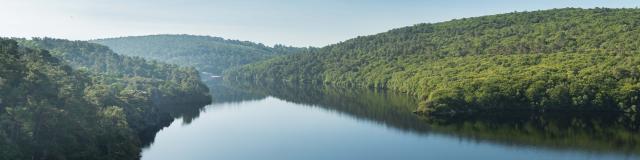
[
  {"xmin": 155, "ymin": 80, "xmax": 266, "ymax": 125},
  {"xmin": 140, "ymin": 80, "xmax": 266, "ymax": 147},
  {"xmin": 225, "ymin": 80, "xmax": 431, "ymax": 134},
  {"xmin": 143, "ymin": 80, "xmax": 640, "ymax": 159},
  {"xmin": 205, "ymin": 79, "xmax": 267, "ymax": 104},
  {"xmin": 223, "ymin": 80, "xmax": 640, "ymax": 156},
  {"xmin": 424, "ymin": 112, "xmax": 640, "ymax": 155}
]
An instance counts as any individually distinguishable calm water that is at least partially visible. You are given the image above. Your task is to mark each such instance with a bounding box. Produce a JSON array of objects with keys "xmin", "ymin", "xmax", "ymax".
[{"xmin": 141, "ymin": 81, "xmax": 640, "ymax": 160}]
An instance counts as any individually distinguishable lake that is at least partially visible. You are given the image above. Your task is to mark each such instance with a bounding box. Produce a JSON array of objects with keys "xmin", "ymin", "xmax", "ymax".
[{"xmin": 141, "ymin": 81, "xmax": 640, "ymax": 160}]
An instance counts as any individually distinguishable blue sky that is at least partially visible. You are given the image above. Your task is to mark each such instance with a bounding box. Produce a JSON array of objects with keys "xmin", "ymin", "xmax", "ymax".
[{"xmin": 1, "ymin": 0, "xmax": 639, "ymax": 47}]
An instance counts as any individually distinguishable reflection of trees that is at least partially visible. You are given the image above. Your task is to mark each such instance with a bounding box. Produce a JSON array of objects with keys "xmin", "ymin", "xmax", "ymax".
[
  {"xmin": 207, "ymin": 79, "xmax": 267, "ymax": 104},
  {"xmin": 423, "ymin": 112, "xmax": 640, "ymax": 155},
  {"xmin": 227, "ymin": 80, "xmax": 640, "ymax": 155},
  {"xmin": 140, "ymin": 102, "xmax": 210, "ymax": 148},
  {"xmin": 155, "ymin": 79, "xmax": 267, "ymax": 131},
  {"xmin": 227, "ymin": 80, "xmax": 430, "ymax": 134},
  {"xmin": 139, "ymin": 79, "xmax": 640, "ymax": 155},
  {"xmin": 141, "ymin": 79, "xmax": 266, "ymax": 147}
]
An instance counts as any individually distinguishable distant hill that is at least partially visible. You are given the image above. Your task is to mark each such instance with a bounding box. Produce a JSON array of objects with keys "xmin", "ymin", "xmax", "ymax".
[
  {"xmin": 92, "ymin": 34, "xmax": 305, "ymax": 75},
  {"xmin": 225, "ymin": 8, "xmax": 640, "ymax": 114}
]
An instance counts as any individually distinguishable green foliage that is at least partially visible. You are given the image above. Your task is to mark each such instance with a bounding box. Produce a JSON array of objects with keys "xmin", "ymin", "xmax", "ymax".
[
  {"xmin": 225, "ymin": 8, "xmax": 640, "ymax": 114},
  {"xmin": 92, "ymin": 34, "xmax": 305, "ymax": 74},
  {"xmin": 19, "ymin": 38, "xmax": 211, "ymax": 105},
  {"xmin": 0, "ymin": 39, "xmax": 139, "ymax": 159},
  {"xmin": 1, "ymin": 37, "xmax": 212, "ymax": 159}
]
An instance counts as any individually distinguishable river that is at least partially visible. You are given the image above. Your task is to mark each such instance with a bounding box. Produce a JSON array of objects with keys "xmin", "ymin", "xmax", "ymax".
[{"xmin": 141, "ymin": 81, "xmax": 640, "ymax": 160}]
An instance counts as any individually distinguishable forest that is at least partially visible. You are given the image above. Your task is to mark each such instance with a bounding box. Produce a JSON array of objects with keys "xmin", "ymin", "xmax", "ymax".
[
  {"xmin": 4, "ymin": 6, "xmax": 640, "ymax": 160},
  {"xmin": 0, "ymin": 38, "xmax": 211, "ymax": 159},
  {"xmin": 225, "ymin": 8, "xmax": 640, "ymax": 114},
  {"xmin": 92, "ymin": 34, "xmax": 305, "ymax": 75}
]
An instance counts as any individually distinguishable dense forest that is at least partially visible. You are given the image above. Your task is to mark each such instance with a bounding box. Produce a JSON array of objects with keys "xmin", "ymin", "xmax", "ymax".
[
  {"xmin": 92, "ymin": 34, "xmax": 305, "ymax": 75},
  {"xmin": 225, "ymin": 8, "xmax": 640, "ymax": 114},
  {"xmin": 0, "ymin": 38, "xmax": 211, "ymax": 159},
  {"xmin": 19, "ymin": 38, "xmax": 211, "ymax": 105}
]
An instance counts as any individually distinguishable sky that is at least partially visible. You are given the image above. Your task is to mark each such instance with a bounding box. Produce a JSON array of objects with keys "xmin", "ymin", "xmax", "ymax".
[{"xmin": 1, "ymin": 0, "xmax": 639, "ymax": 47}]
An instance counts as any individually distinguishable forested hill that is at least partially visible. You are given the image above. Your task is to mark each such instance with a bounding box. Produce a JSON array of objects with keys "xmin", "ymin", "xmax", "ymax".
[
  {"xmin": 92, "ymin": 34, "xmax": 304, "ymax": 74},
  {"xmin": 225, "ymin": 8, "xmax": 640, "ymax": 114},
  {"xmin": 1, "ymin": 39, "xmax": 137, "ymax": 159},
  {"xmin": 0, "ymin": 38, "xmax": 211, "ymax": 159},
  {"xmin": 19, "ymin": 38, "xmax": 211, "ymax": 105}
]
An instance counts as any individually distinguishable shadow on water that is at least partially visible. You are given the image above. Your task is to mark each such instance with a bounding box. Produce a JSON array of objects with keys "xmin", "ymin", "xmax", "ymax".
[{"xmin": 223, "ymin": 80, "xmax": 640, "ymax": 156}]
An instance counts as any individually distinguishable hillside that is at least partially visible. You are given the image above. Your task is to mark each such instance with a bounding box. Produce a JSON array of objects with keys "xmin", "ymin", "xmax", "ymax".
[
  {"xmin": 1, "ymin": 39, "xmax": 139, "ymax": 159},
  {"xmin": 225, "ymin": 8, "xmax": 640, "ymax": 114},
  {"xmin": 92, "ymin": 34, "xmax": 304, "ymax": 74},
  {"xmin": 0, "ymin": 38, "xmax": 211, "ymax": 159},
  {"xmin": 19, "ymin": 38, "xmax": 211, "ymax": 105}
]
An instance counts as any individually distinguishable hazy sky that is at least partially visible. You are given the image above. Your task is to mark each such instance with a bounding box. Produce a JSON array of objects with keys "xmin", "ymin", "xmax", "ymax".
[{"xmin": 1, "ymin": 0, "xmax": 639, "ymax": 47}]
